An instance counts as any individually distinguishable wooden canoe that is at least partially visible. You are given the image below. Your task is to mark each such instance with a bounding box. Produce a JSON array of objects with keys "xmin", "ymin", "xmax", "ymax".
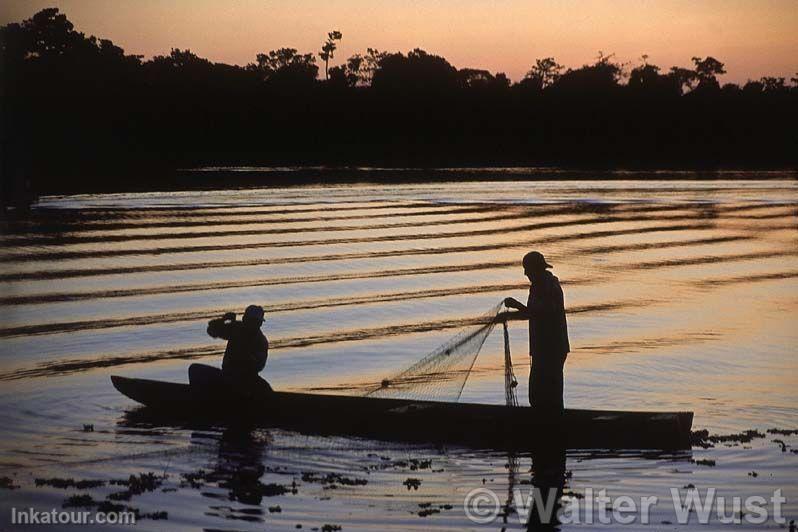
[{"xmin": 111, "ymin": 375, "xmax": 694, "ymax": 450}]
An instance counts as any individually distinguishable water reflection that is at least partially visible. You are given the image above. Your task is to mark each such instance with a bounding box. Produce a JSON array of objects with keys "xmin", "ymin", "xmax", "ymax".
[
  {"xmin": 526, "ymin": 436, "xmax": 567, "ymax": 531},
  {"xmin": 0, "ymin": 180, "xmax": 796, "ymax": 529},
  {"xmin": 204, "ymin": 426, "xmax": 271, "ymax": 506},
  {"xmin": 110, "ymin": 409, "xmax": 706, "ymax": 530}
]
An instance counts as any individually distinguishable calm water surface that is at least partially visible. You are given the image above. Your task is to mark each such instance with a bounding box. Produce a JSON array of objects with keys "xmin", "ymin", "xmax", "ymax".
[{"xmin": 0, "ymin": 177, "xmax": 796, "ymax": 530}]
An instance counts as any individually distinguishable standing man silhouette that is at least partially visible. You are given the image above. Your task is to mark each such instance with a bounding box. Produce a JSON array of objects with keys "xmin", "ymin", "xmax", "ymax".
[{"xmin": 501, "ymin": 251, "xmax": 570, "ymax": 411}]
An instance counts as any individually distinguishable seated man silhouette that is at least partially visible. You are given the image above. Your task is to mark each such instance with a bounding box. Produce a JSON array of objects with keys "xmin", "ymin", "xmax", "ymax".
[{"xmin": 205, "ymin": 304, "xmax": 272, "ymax": 396}]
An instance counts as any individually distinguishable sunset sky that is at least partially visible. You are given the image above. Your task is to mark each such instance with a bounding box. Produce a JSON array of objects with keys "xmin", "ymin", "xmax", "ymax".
[{"xmin": 4, "ymin": 0, "xmax": 797, "ymax": 83}]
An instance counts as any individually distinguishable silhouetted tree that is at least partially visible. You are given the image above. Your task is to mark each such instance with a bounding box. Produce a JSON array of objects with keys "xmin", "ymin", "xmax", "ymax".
[
  {"xmin": 4, "ymin": 7, "xmax": 81, "ymax": 58},
  {"xmin": 319, "ymin": 30, "xmax": 343, "ymax": 80},
  {"xmin": 628, "ymin": 58, "xmax": 686, "ymax": 98},
  {"xmin": 629, "ymin": 64, "xmax": 661, "ymax": 90},
  {"xmin": 692, "ymin": 56, "xmax": 726, "ymax": 82},
  {"xmin": 667, "ymin": 66, "xmax": 699, "ymax": 94},
  {"xmin": 328, "ymin": 63, "xmax": 355, "ymax": 87},
  {"xmin": 552, "ymin": 52, "xmax": 623, "ymax": 95},
  {"xmin": 330, "ymin": 48, "xmax": 388, "ymax": 87},
  {"xmin": 145, "ymin": 48, "xmax": 213, "ymax": 80},
  {"xmin": 360, "ymin": 48, "xmax": 386, "ymax": 86},
  {"xmin": 721, "ymin": 82, "xmax": 741, "ymax": 95},
  {"xmin": 690, "ymin": 56, "xmax": 726, "ymax": 92},
  {"xmin": 760, "ymin": 76, "xmax": 787, "ymax": 93},
  {"xmin": 328, "ymin": 50, "xmax": 387, "ymax": 88},
  {"xmin": 457, "ymin": 68, "xmax": 510, "ymax": 90},
  {"xmin": 1, "ymin": 7, "xmax": 142, "ymax": 74},
  {"xmin": 248, "ymin": 47, "xmax": 318, "ymax": 85},
  {"xmin": 371, "ymin": 49, "xmax": 458, "ymax": 92},
  {"xmin": 3, "ymin": 7, "xmax": 796, "ymax": 193},
  {"xmin": 742, "ymin": 79, "xmax": 764, "ymax": 94},
  {"xmin": 524, "ymin": 57, "xmax": 564, "ymax": 90}
]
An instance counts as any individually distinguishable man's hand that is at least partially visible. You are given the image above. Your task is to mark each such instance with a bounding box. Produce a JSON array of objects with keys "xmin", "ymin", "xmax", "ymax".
[
  {"xmin": 223, "ymin": 312, "xmax": 236, "ymax": 322},
  {"xmin": 496, "ymin": 310, "xmax": 525, "ymax": 323},
  {"xmin": 504, "ymin": 297, "xmax": 524, "ymax": 310}
]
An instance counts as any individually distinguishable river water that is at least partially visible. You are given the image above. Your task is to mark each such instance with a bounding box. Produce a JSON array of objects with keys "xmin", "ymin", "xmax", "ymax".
[{"xmin": 0, "ymin": 176, "xmax": 796, "ymax": 530}]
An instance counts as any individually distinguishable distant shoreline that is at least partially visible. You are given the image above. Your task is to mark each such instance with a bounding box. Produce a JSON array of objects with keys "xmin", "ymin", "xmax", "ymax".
[
  {"xmin": 0, "ymin": 165, "xmax": 798, "ymax": 202},
  {"xmin": 10, "ymin": 166, "xmax": 794, "ymax": 199},
  {"xmin": 6, "ymin": 9, "xmax": 797, "ymax": 202}
]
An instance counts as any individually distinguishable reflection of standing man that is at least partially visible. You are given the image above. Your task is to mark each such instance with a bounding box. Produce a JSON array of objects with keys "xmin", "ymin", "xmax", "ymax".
[{"xmin": 501, "ymin": 251, "xmax": 570, "ymax": 411}]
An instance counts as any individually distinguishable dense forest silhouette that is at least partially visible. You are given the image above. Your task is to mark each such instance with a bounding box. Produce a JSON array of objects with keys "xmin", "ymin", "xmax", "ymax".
[{"xmin": 2, "ymin": 8, "xmax": 797, "ymax": 196}]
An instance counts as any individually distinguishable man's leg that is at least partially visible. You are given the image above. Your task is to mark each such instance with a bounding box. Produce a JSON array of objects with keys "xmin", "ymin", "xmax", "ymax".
[
  {"xmin": 529, "ymin": 358, "xmax": 554, "ymax": 408},
  {"xmin": 555, "ymin": 352, "xmax": 567, "ymax": 411},
  {"xmin": 531, "ymin": 356, "xmax": 565, "ymax": 411},
  {"xmin": 553, "ymin": 361, "xmax": 564, "ymax": 412}
]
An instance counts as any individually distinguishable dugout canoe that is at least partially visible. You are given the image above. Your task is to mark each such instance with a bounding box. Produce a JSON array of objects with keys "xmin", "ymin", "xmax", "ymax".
[
  {"xmin": 111, "ymin": 376, "xmax": 693, "ymax": 450},
  {"xmin": 111, "ymin": 375, "xmax": 693, "ymax": 450}
]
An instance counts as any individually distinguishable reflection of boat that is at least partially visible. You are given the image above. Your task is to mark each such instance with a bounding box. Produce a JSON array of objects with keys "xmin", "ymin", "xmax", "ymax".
[{"xmin": 111, "ymin": 374, "xmax": 693, "ymax": 450}]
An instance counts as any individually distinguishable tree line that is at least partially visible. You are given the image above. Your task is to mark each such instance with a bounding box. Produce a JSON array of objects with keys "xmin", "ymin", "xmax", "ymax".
[{"xmin": 2, "ymin": 8, "xmax": 797, "ymax": 195}]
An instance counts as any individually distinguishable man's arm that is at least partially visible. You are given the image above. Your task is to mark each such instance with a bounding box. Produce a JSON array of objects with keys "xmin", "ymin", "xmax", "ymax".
[
  {"xmin": 500, "ymin": 297, "xmax": 529, "ymax": 322},
  {"xmin": 502, "ymin": 292, "xmax": 553, "ymax": 321},
  {"xmin": 496, "ymin": 310, "xmax": 528, "ymax": 323},
  {"xmin": 207, "ymin": 312, "xmax": 236, "ymax": 340}
]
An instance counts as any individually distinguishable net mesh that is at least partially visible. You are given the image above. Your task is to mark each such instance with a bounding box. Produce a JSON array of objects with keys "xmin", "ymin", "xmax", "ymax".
[
  {"xmin": 503, "ymin": 320, "xmax": 519, "ymax": 407},
  {"xmin": 366, "ymin": 302, "xmax": 515, "ymax": 403}
]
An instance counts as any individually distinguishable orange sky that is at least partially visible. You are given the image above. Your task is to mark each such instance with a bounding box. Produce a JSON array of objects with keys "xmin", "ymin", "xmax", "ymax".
[{"xmin": 3, "ymin": 0, "xmax": 796, "ymax": 83}]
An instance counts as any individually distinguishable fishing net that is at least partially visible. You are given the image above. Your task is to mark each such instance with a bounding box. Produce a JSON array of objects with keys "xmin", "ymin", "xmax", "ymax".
[
  {"xmin": 503, "ymin": 320, "xmax": 519, "ymax": 407},
  {"xmin": 366, "ymin": 301, "xmax": 519, "ymax": 405}
]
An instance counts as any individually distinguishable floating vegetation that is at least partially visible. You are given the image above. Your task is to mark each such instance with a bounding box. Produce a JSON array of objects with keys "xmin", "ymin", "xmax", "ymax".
[
  {"xmin": 107, "ymin": 490, "xmax": 132, "ymax": 501},
  {"xmin": 692, "ymin": 458, "xmax": 716, "ymax": 467},
  {"xmin": 180, "ymin": 469, "xmax": 207, "ymax": 489},
  {"xmin": 0, "ymin": 477, "xmax": 20, "ymax": 490},
  {"xmin": 62, "ymin": 495, "xmax": 167, "ymax": 520},
  {"xmin": 221, "ymin": 480, "xmax": 291, "ymax": 505},
  {"xmin": 205, "ymin": 505, "xmax": 263, "ymax": 523},
  {"xmin": 767, "ymin": 429, "xmax": 798, "ymax": 436},
  {"xmin": 691, "ymin": 429, "xmax": 766, "ymax": 448},
  {"xmin": 403, "ymin": 478, "xmax": 422, "ymax": 490},
  {"xmin": 109, "ymin": 472, "xmax": 165, "ymax": 499},
  {"xmin": 35, "ymin": 477, "xmax": 105, "ymax": 489},
  {"xmin": 180, "ymin": 469, "xmax": 208, "ymax": 489},
  {"xmin": 56, "ymin": 473, "xmax": 169, "ymax": 521},
  {"xmin": 301, "ymin": 472, "xmax": 367, "ymax": 487},
  {"xmin": 178, "ymin": 467, "xmax": 295, "ymax": 506},
  {"xmin": 62, "ymin": 494, "xmax": 96, "ymax": 508},
  {"xmin": 257, "ymin": 484, "xmax": 292, "ymax": 496},
  {"xmin": 416, "ymin": 501, "xmax": 454, "ymax": 517},
  {"xmin": 407, "ymin": 459, "xmax": 433, "ymax": 471}
]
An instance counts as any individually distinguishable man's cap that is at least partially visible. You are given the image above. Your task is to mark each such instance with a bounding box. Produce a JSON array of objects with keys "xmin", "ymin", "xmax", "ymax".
[
  {"xmin": 522, "ymin": 251, "xmax": 553, "ymax": 270},
  {"xmin": 243, "ymin": 305, "xmax": 265, "ymax": 322}
]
